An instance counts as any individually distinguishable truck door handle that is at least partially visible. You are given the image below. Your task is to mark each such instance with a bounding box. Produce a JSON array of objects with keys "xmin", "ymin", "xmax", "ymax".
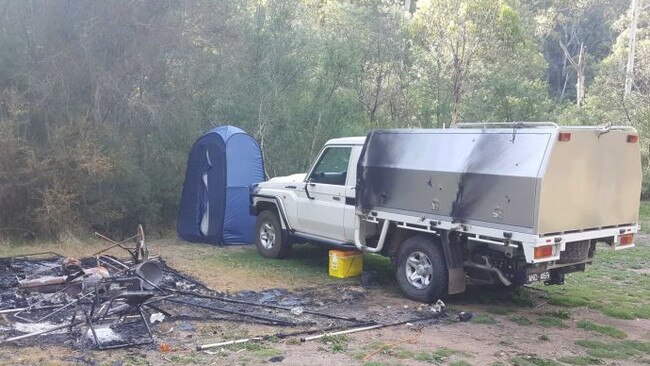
[
  {"xmin": 332, "ymin": 196, "xmax": 341, "ymax": 201},
  {"xmin": 285, "ymin": 185, "xmax": 297, "ymax": 189},
  {"xmin": 304, "ymin": 183, "xmax": 314, "ymax": 200}
]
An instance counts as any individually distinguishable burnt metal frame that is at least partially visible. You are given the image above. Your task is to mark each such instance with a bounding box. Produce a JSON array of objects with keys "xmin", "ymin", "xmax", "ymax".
[
  {"xmin": 164, "ymin": 297, "xmax": 300, "ymax": 327},
  {"xmin": 14, "ymin": 257, "xmax": 137, "ymax": 323},
  {"xmin": 13, "ymin": 285, "xmax": 94, "ymax": 323},
  {"xmin": 93, "ymin": 232, "xmax": 144, "ymax": 264},
  {"xmin": 82, "ymin": 277, "xmax": 156, "ymax": 350},
  {"xmin": 83, "ymin": 305, "xmax": 154, "ymax": 350},
  {"xmin": 165, "ymin": 288, "xmax": 359, "ymax": 322}
]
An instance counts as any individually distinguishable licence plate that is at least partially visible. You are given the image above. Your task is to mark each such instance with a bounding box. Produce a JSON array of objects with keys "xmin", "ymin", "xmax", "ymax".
[{"xmin": 527, "ymin": 271, "xmax": 550, "ymax": 283}]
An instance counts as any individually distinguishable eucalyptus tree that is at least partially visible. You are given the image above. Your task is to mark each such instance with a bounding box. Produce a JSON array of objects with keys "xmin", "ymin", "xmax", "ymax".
[
  {"xmin": 531, "ymin": 0, "xmax": 629, "ymax": 102},
  {"xmin": 410, "ymin": 0, "xmax": 536, "ymax": 124}
]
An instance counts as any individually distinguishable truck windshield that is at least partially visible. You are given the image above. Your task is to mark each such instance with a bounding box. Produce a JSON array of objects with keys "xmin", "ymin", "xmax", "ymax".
[{"xmin": 309, "ymin": 146, "xmax": 351, "ymax": 185}]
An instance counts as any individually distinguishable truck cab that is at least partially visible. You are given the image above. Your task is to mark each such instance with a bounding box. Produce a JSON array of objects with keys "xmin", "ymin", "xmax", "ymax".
[{"xmin": 250, "ymin": 137, "xmax": 365, "ymax": 250}]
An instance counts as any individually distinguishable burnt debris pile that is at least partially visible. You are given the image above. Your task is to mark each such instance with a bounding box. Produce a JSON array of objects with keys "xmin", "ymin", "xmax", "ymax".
[{"xmin": 0, "ymin": 227, "xmax": 447, "ymax": 351}]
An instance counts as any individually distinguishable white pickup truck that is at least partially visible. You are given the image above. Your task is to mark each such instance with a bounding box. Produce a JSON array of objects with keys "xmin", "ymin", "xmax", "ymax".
[{"xmin": 250, "ymin": 123, "xmax": 641, "ymax": 302}]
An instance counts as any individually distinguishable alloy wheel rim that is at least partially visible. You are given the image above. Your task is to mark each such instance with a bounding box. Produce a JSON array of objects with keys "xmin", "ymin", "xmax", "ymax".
[
  {"xmin": 259, "ymin": 222, "xmax": 275, "ymax": 249},
  {"xmin": 405, "ymin": 251, "xmax": 433, "ymax": 289}
]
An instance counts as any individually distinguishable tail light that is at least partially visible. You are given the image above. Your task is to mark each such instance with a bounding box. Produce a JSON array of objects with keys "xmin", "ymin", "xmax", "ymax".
[
  {"xmin": 618, "ymin": 233, "xmax": 634, "ymax": 247},
  {"xmin": 558, "ymin": 132, "xmax": 571, "ymax": 142},
  {"xmin": 627, "ymin": 134, "xmax": 639, "ymax": 143},
  {"xmin": 534, "ymin": 245, "xmax": 554, "ymax": 259}
]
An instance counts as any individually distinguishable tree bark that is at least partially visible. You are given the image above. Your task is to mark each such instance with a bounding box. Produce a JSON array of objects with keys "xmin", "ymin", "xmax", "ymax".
[
  {"xmin": 625, "ymin": 0, "xmax": 640, "ymax": 98},
  {"xmin": 451, "ymin": 55, "xmax": 463, "ymax": 125},
  {"xmin": 576, "ymin": 43, "xmax": 586, "ymax": 106},
  {"xmin": 559, "ymin": 40, "xmax": 586, "ymax": 107}
]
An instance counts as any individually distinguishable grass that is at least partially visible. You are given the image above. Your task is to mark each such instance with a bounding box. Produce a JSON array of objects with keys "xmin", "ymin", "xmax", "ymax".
[
  {"xmin": 0, "ymin": 237, "xmax": 396, "ymax": 292},
  {"xmin": 449, "ymin": 361, "xmax": 472, "ymax": 366},
  {"xmin": 543, "ymin": 310, "xmax": 571, "ymax": 320},
  {"xmin": 471, "ymin": 313, "xmax": 498, "ymax": 325},
  {"xmin": 575, "ymin": 339, "xmax": 650, "ymax": 360},
  {"xmin": 556, "ymin": 355, "xmax": 603, "ymax": 365},
  {"xmin": 486, "ymin": 306, "xmax": 515, "ymax": 315},
  {"xmin": 379, "ymin": 347, "xmax": 415, "ymax": 360},
  {"xmin": 361, "ymin": 344, "xmax": 466, "ymax": 365},
  {"xmin": 536, "ymin": 203, "xmax": 650, "ymax": 320},
  {"xmin": 204, "ymin": 244, "xmax": 341, "ymax": 283},
  {"xmin": 450, "ymin": 202, "xmax": 650, "ymax": 320},
  {"xmin": 1, "ymin": 217, "xmax": 647, "ymax": 366},
  {"xmin": 537, "ymin": 316, "xmax": 566, "ymax": 328},
  {"xmin": 510, "ymin": 356, "xmax": 561, "ymax": 366},
  {"xmin": 510, "ymin": 316, "xmax": 533, "ymax": 326},
  {"xmin": 320, "ymin": 334, "xmax": 350, "ymax": 353},
  {"xmin": 220, "ymin": 339, "xmax": 283, "ymax": 359},
  {"xmin": 285, "ymin": 337, "xmax": 301, "ymax": 345},
  {"xmin": 181, "ymin": 242, "xmax": 397, "ymax": 291},
  {"xmin": 0, "ymin": 206, "xmax": 648, "ymax": 345},
  {"xmin": 537, "ymin": 241, "xmax": 650, "ymax": 320},
  {"xmin": 357, "ymin": 342, "xmax": 415, "ymax": 360},
  {"xmin": 122, "ymin": 355, "xmax": 150, "ymax": 365},
  {"xmin": 6, "ymin": 203, "xmax": 646, "ymax": 298},
  {"xmin": 414, "ymin": 348, "xmax": 458, "ymax": 364},
  {"xmin": 169, "ymin": 354, "xmax": 204, "ymax": 364},
  {"xmin": 206, "ymin": 244, "xmax": 394, "ymax": 282},
  {"xmin": 576, "ymin": 320, "xmax": 627, "ymax": 339},
  {"xmin": 639, "ymin": 201, "xmax": 650, "ymax": 234}
]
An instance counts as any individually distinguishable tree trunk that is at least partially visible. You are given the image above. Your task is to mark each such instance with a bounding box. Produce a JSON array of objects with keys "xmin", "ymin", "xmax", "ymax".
[
  {"xmin": 559, "ymin": 40, "xmax": 586, "ymax": 107},
  {"xmin": 576, "ymin": 43, "xmax": 586, "ymax": 107},
  {"xmin": 560, "ymin": 56, "xmax": 569, "ymax": 101},
  {"xmin": 625, "ymin": 0, "xmax": 640, "ymax": 98},
  {"xmin": 451, "ymin": 56, "xmax": 462, "ymax": 125}
]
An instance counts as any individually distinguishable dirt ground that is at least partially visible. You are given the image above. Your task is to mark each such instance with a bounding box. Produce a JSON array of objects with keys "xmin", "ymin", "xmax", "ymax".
[{"xmin": 0, "ymin": 236, "xmax": 649, "ymax": 366}]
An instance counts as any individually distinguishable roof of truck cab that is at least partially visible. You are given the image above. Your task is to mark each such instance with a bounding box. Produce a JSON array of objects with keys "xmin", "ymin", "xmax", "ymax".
[{"xmin": 326, "ymin": 136, "xmax": 366, "ymax": 145}]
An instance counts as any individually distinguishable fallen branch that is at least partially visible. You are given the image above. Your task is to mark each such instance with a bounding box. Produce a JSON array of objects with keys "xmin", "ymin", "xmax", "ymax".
[{"xmin": 362, "ymin": 334, "xmax": 420, "ymax": 361}]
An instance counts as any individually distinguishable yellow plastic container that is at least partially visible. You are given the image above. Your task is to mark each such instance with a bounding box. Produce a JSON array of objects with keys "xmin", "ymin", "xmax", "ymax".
[{"xmin": 329, "ymin": 250, "xmax": 363, "ymax": 278}]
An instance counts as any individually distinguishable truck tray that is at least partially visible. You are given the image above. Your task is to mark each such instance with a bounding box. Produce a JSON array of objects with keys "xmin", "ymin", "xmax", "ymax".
[{"xmin": 356, "ymin": 126, "xmax": 641, "ymax": 235}]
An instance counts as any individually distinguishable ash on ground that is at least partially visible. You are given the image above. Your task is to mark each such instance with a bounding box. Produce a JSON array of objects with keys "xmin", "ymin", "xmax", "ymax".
[{"xmin": 0, "ymin": 253, "xmax": 445, "ymax": 351}]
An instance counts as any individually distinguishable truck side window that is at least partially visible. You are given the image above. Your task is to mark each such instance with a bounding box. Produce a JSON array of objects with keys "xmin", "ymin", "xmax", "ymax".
[{"xmin": 309, "ymin": 147, "xmax": 352, "ymax": 186}]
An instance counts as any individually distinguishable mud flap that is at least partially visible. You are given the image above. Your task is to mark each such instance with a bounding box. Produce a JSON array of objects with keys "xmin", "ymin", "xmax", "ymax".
[{"xmin": 440, "ymin": 232, "xmax": 467, "ymax": 295}]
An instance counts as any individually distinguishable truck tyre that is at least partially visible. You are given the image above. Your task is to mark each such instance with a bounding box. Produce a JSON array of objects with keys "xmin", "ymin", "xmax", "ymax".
[
  {"xmin": 255, "ymin": 210, "xmax": 291, "ymax": 259},
  {"xmin": 395, "ymin": 235, "xmax": 448, "ymax": 302}
]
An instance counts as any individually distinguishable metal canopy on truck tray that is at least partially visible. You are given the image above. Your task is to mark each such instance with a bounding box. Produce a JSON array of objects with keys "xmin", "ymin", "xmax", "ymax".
[{"xmin": 356, "ymin": 125, "xmax": 641, "ymax": 236}]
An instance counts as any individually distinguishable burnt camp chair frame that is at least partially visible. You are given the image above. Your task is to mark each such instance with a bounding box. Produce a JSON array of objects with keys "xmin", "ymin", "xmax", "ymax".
[{"xmin": 78, "ymin": 277, "xmax": 156, "ymax": 350}]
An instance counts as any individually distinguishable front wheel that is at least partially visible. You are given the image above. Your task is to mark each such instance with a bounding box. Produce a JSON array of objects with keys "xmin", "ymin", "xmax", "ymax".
[
  {"xmin": 395, "ymin": 235, "xmax": 448, "ymax": 302},
  {"xmin": 255, "ymin": 210, "xmax": 291, "ymax": 259}
]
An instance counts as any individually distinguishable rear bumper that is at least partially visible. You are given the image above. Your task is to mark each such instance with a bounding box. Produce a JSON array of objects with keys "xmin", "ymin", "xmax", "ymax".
[
  {"xmin": 521, "ymin": 254, "xmax": 594, "ymax": 284},
  {"xmin": 523, "ymin": 223, "xmax": 638, "ymax": 263}
]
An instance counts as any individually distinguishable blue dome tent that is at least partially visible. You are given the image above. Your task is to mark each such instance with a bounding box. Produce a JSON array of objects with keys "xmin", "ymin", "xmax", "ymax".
[{"xmin": 177, "ymin": 125, "xmax": 265, "ymax": 244}]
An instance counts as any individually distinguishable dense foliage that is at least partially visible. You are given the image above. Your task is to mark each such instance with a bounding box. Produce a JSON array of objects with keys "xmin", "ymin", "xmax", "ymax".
[{"xmin": 0, "ymin": 0, "xmax": 648, "ymax": 239}]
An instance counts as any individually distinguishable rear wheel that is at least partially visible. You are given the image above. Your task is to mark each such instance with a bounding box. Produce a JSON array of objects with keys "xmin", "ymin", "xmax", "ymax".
[
  {"xmin": 395, "ymin": 235, "xmax": 448, "ymax": 302},
  {"xmin": 255, "ymin": 210, "xmax": 291, "ymax": 259}
]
